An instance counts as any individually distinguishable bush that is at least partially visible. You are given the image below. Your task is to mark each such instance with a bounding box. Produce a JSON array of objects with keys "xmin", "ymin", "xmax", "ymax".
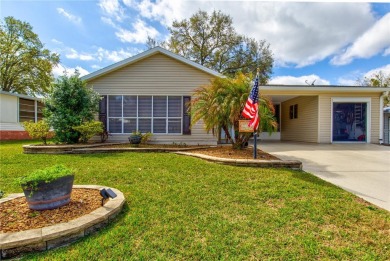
[
  {"xmin": 141, "ymin": 132, "xmax": 153, "ymax": 144},
  {"xmin": 72, "ymin": 121, "xmax": 103, "ymax": 143},
  {"xmin": 44, "ymin": 71, "xmax": 100, "ymax": 143},
  {"xmin": 0, "ymin": 190, "xmax": 4, "ymax": 199},
  {"xmin": 22, "ymin": 120, "xmax": 51, "ymax": 144},
  {"xmin": 18, "ymin": 165, "xmax": 73, "ymax": 190}
]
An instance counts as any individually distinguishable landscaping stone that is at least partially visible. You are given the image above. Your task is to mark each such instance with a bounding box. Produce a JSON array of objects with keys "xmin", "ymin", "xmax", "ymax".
[{"xmin": 0, "ymin": 186, "xmax": 125, "ymax": 260}]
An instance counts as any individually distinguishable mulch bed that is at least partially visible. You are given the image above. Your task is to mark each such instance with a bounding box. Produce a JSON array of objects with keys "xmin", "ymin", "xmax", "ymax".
[
  {"xmin": 0, "ymin": 189, "xmax": 102, "ymax": 233},
  {"xmin": 190, "ymin": 146, "xmax": 279, "ymax": 160}
]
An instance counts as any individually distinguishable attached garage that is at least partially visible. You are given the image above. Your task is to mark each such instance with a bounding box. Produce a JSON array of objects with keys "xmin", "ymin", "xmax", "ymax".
[{"xmin": 260, "ymin": 86, "xmax": 389, "ymax": 144}]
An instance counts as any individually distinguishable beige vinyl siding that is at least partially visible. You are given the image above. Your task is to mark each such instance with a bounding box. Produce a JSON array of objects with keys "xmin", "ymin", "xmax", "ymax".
[
  {"xmin": 281, "ymin": 96, "xmax": 318, "ymax": 142},
  {"xmin": 87, "ymin": 53, "xmax": 217, "ymax": 144},
  {"xmin": 318, "ymin": 93, "xmax": 381, "ymax": 144}
]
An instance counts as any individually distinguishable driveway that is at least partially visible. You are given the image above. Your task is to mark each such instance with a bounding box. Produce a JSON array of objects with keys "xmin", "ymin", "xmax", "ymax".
[{"xmin": 258, "ymin": 141, "xmax": 390, "ymax": 211}]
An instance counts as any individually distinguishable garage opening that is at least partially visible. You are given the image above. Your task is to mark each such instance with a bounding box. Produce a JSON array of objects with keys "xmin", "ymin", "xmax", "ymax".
[{"xmin": 333, "ymin": 102, "xmax": 367, "ymax": 142}]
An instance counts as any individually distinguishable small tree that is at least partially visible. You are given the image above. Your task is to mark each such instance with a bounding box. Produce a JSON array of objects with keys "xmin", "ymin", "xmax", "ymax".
[
  {"xmin": 72, "ymin": 121, "xmax": 103, "ymax": 143},
  {"xmin": 44, "ymin": 72, "xmax": 100, "ymax": 143},
  {"xmin": 191, "ymin": 72, "xmax": 277, "ymax": 149},
  {"xmin": 22, "ymin": 120, "xmax": 51, "ymax": 144}
]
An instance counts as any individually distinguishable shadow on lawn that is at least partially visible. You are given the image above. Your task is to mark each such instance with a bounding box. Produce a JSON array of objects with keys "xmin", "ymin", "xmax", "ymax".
[{"xmin": 291, "ymin": 170, "xmax": 337, "ymax": 189}]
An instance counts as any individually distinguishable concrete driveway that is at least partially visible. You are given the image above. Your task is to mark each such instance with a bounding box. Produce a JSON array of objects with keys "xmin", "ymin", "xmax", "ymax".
[{"xmin": 259, "ymin": 142, "xmax": 390, "ymax": 211}]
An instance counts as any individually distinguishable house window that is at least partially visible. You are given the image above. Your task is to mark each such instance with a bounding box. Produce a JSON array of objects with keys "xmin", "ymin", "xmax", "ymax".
[
  {"xmin": 289, "ymin": 104, "xmax": 298, "ymax": 119},
  {"xmin": 107, "ymin": 95, "xmax": 183, "ymax": 134},
  {"xmin": 19, "ymin": 98, "xmax": 43, "ymax": 122}
]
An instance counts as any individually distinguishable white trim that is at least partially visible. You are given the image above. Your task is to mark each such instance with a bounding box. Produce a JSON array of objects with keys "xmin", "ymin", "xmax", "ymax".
[
  {"xmin": 0, "ymin": 91, "xmax": 42, "ymax": 101},
  {"xmin": 317, "ymin": 96, "xmax": 320, "ymax": 143},
  {"xmin": 81, "ymin": 47, "xmax": 223, "ymax": 82},
  {"xmin": 261, "ymin": 86, "xmax": 389, "ymax": 93},
  {"xmin": 331, "ymin": 97, "xmax": 371, "ymax": 143}
]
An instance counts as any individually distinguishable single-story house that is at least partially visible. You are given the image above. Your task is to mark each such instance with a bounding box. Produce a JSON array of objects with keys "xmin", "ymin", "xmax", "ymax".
[
  {"xmin": 81, "ymin": 47, "xmax": 389, "ymax": 145},
  {"xmin": 0, "ymin": 91, "xmax": 44, "ymax": 140}
]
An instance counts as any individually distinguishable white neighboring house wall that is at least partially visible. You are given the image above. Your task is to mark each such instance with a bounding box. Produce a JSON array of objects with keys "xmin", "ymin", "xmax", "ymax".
[{"xmin": 0, "ymin": 91, "xmax": 43, "ymax": 140}]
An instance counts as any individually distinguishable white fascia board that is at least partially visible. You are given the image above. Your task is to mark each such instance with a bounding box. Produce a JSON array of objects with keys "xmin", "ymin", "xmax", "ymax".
[
  {"xmin": 261, "ymin": 85, "xmax": 390, "ymax": 93},
  {"xmin": 81, "ymin": 47, "xmax": 223, "ymax": 82},
  {"xmin": 0, "ymin": 90, "xmax": 42, "ymax": 101}
]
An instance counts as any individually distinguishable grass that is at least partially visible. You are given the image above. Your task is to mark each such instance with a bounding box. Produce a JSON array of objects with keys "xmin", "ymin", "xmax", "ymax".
[{"xmin": 1, "ymin": 140, "xmax": 389, "ymax": 260}]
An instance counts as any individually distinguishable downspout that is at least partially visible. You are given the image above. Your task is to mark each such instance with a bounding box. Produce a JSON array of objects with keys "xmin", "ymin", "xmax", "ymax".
[{"xmin": 379, "ymin": 91, "xmax": 389, "ymax": 144}]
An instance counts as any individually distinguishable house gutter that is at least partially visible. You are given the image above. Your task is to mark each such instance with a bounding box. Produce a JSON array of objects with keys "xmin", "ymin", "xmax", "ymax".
[{"xmin": 379, "ymin": 91, "xmax": 389, "ymax": 144}]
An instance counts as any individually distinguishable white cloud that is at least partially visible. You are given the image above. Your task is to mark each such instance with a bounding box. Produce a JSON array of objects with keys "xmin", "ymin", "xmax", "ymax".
[
  {"xmin": 115, "ymin": 19, "xmax": 159, "ymax": 44},
  {"xmin": 65, "ymin": 48, "xmax": 95, "ymax": 61},
  {"xmin": 57, "ymin": 8, "xmax": 82, "ymax": 25},
  {"xmin": 269, "ymin": 74, "xmax": 330, "ymax": 85},
  {"xmin": 91, "ymin": 65, "xmax": 103, "ymax": 70},
  {"xmin": 331, "ymin": 12, "xmax": 390, "ymax": 65},
  {"xmin": 52, "ymin": 64, "xmax": 89, "ymax": 78},
  {"xmin": 98, "ymin": 0, "xmax": 125, "ymax": 21},
  {"xmin": 364, "ymin": 64, "xmax": 390, "ymax": 78},
  {"xmin": 51, "ymin": 38, "xmax": 63, "ymax": 45},
  {"xmin": 101, "ymin": 17, "xmax": 119, "ymax": 29},
  {"xmin": 133, "ymin": 0, "xmax": 185, "ymax": 26},
  {"xmin": 384, "ymin": 47, "xmax": 390, "ymax": 56},
  {"xmin": 96, "ymin": 47, "xmax": 136, "ymax": 62},
  {"xmin": 128, "ymin": 1, "xmax": 375, "ymax": 67},
  {"xmin": 337, "ymin": 64, "xmax": 390, "ymax": 86}
]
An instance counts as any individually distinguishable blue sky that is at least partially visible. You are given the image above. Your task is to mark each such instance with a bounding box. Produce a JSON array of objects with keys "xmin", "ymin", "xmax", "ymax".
[{"xmin": 1, "ymin": 0, "xmax": 389, "ymax": 85}]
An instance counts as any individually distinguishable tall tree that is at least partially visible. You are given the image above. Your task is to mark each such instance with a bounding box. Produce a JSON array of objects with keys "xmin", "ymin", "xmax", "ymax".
[
  {"xmin": 356, "ymin": 71, "xmax": 390, "ymax": 106},
  {"xmin": 191, "ymin": 72, "xmax": 277, "ymax": 149},
  {"xmin": 166, "ymin": 10, "xmax": 273, "ymax": 78},
  {"xmin": 0, "ymin": 16, "xmax": 59, "ymax": 96}
]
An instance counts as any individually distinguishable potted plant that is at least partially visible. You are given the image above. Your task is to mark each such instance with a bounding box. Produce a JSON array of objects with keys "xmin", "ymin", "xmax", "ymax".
[
  {"xmin": 129, "ymin": 131, "xmax": 142, "ymax": 145},
  {"xmin": 18, "ymin": 165, "xmax": 74, "ymax": 210}
]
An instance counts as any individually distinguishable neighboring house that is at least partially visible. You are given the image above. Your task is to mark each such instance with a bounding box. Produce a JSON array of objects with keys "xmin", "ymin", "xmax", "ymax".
[
  {"xmin": 81, "ymin": 47, "xmax": 389, "ymax": 145},
  {"xmin": 384, "ymin": 106, "xmax": 390, "ymax": 145},
  {"xmin": 0, "ymin": 91, "xmax": 44, "ymax": 140}
]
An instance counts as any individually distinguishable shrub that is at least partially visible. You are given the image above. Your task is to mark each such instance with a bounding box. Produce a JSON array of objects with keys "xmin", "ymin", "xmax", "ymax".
[
  {"xmin": 22, "ymin": 120, "xmax": 51, "ymax": 144},
  {"xmin": 0, "ymin": 190, "xmax": 4, "ymax": 199},
  {"xmin": 141, "ymin": 132, "xmax": 153, "ymax": 144},
  {"xmin": 44, "ymin": 71, "xmax": 100, "ymax": 143},
  {"xmin": 72, "ymin": 121, "xmax": 103, "ymax": 143},
  {"xmin": 18, "ymin": 165, "xmax": 73, "ymax": 190}
]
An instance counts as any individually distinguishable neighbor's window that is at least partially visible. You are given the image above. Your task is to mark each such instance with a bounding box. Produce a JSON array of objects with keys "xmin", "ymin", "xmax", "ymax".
[
  {"xmin": 107, "ymin": 95, "xmax": 183, "ymax": 134},
  {"xmin": 19, "ymin": 98, "xmax": 43, "ymax": 122}
]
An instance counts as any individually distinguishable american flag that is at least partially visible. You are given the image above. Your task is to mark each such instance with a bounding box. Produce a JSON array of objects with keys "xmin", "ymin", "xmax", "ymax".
[{"xmin": 241, "ymin": 73, "xmax": 259, "ymax": 130}]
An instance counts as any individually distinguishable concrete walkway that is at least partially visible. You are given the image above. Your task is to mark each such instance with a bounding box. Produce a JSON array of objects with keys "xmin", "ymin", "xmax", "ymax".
[{"xmin": 258, "ymin": 141, "xmax": 390, "ymax": 211}]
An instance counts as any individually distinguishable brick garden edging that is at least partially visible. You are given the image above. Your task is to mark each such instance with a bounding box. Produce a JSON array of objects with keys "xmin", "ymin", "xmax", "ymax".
[
  {"xmin": 174, "ymin": 152, "xmax": 303, "ymax": 170},
  {"xmin": 0, "ymin": 185, "xmax": 125, "ymax": 260}
]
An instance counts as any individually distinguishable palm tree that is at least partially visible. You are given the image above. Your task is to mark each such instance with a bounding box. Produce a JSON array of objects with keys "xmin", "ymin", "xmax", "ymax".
[{"xmin": 191, "ymin": 72, "xmax": 277, "ymax": 149}]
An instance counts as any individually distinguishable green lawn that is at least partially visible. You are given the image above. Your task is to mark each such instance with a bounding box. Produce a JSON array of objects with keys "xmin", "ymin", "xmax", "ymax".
[{"xmin": 1, "ymin": 140, "xmax": 389, "ymax": 260}]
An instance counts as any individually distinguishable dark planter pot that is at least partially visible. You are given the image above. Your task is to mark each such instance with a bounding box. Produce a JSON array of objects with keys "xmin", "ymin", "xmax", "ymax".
[
  {"xmin": 129, "ymin": 135, "xmax": 142, "ymax": 144},
  {"xmin": 22, "ymin": 175, "xmax": 74, "ymax": 210}
]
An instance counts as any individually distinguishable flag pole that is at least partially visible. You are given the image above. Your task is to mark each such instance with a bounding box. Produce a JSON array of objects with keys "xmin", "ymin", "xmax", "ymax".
[{"xmin": 253, "ymin": 68, "xmax": 259, "ymax": 160}]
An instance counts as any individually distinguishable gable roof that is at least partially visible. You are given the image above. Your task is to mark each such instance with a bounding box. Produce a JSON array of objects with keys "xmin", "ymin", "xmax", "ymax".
[{"xmin": 81, "ymin": 47, "xmax": 223, "ymax": 82}]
